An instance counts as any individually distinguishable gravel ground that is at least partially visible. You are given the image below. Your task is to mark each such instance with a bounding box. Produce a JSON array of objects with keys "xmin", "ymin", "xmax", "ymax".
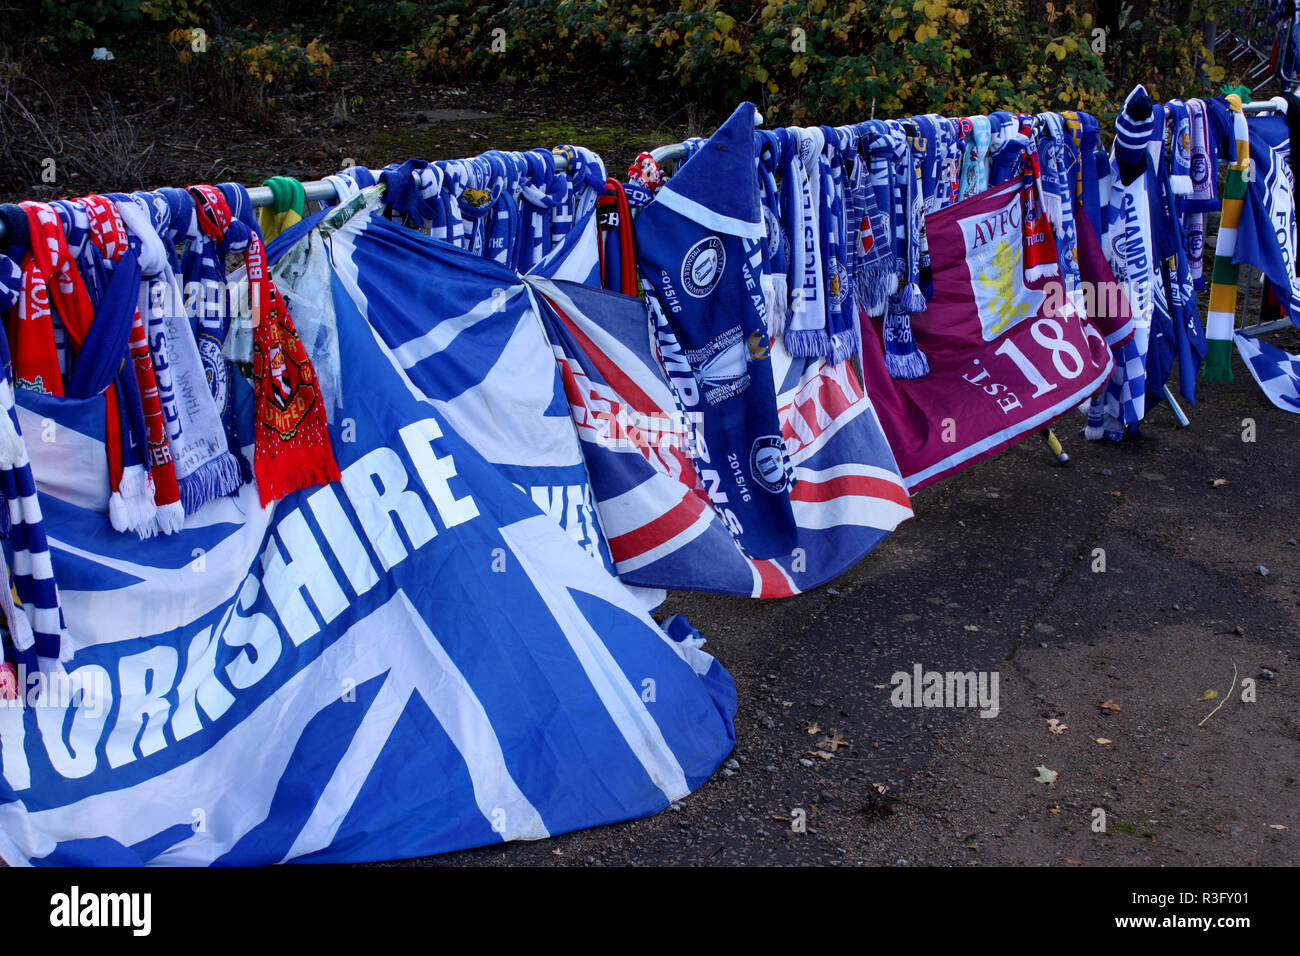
[{"xmin": 414, "ymin": 344, "xmax": 1300, "ymax": 868}]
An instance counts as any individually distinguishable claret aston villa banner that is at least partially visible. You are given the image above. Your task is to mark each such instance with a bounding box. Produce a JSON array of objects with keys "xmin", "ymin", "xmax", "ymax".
[
  {"xmin": 0, "ymin": 198, "xmax": 737, "ymax": 866},
  {"xmin": 859, "ymin": 178, "xmax": 1122, "ymax": 491}
]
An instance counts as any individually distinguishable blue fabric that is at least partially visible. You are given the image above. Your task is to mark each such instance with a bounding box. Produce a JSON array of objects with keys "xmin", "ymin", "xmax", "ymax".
[{"xmin": 634, "ymin": 102, "xmax": 799, "ymax": 560}]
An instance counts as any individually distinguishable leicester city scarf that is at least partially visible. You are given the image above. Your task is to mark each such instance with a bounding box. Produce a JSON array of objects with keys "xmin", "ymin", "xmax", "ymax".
[
  {"xmin": 115, "ymin": 194, "xmax": 245, "ymax": 513},
  {"xmin": 879, "ymin": 121, "xmax": 930, "ymax": 378},
  {"xmin": 819, "ymin": 126, "xmax": 858, "ymax": 363},
  {"xmin": 781, "ymin": 126, "xmax": 829, "ymax": 357},
  {"xmin": 184, "ymin": 184, "xmax": 252, "ymax": 480},
  {"xmin": 635, "ymin": 101, "xmax": 798, "ymax": 560}
]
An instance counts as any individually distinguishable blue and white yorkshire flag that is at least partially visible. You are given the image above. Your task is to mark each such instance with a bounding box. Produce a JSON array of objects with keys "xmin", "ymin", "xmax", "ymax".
[{"xmin": 0, "ymin": 195, "xmax": 736, "ymax": 866}]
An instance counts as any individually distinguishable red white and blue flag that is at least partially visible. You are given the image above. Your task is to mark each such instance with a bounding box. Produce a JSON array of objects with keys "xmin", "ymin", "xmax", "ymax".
[{"xmin": 528, "ymin": 276, "xmax": 912, "ymax": 598}]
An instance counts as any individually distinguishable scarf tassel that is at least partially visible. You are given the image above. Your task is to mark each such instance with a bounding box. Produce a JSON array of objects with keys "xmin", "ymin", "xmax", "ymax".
[
  {"xmin": 857, "ymin": 263, "xmax": 896, "ymax": 315},
  {"xmin": 900, "ymin": 281, "xmax": 927, "ymax": 314},
  {"xmin": 255, "ymin": 448, "xmax": 342, "ymax": 509},
  {"xmin": 155, "ymin": 500, "xmax": 186, "ymax": 535},
  {"xmin": 827, "ymin": 329, "xmax": 860, "ymax": 366},
  {"xmin": 178, "ymin": 452, "xmax": 245, "ymax": 515},
  {"xmin": 882, "ymin": 304, "xmax": 931, "ymax": 379},
  {"xmin": 1081, "ymin": 393, "xmax": 1107, "ymax": 441},
  {"xmin": 109, "ymin": 464, "xmax": 159, "ymax": 537},
  {"xmin": 1170, "ymin": 174, "xmax": 1193, "ymax": 197},
  {"xmin": 784, "ymin": 328, "xmax": 831, "ymax": 358}
]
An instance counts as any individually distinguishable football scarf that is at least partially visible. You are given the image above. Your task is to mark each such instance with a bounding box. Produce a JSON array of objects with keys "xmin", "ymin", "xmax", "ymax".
[
  {"xmin": 1063, "ymin": 111, "xmax": 1105, "ymax": 240},
  {"xmin": 756, "ymin": 131, "xmax": 789, "ymax": 335},
  {"xmin": 989, "ymin": 112, "xmax": 1029, "ymax": 185},
  {"xmin": 635, "ymin": 101, "xmax": 798, "ymax": 560},
  {"xmin": 820, "ymin": 126, "xmax": 858, "ymax": 364},
  {"xmin": 251, "ymin": 265, "xmax": 342, "ymax": 506},
  {"xmin": 960, "ymin": 115, "xmax": 992, "ymax": 199},
  {"xmin": 5, "ymin": 202, "xmax": 149, "ymax": 523},
  {"xmin": 1021, "ymin": 152, "xmax": 1060, "ymax": 284},
  {"xmin": 1036, "ymin": 112, "xmax": 1079, "ymax": 291},
  {"xmin": 781, "ymin": 126, "xmax": 829, "ymax": 357},
  {"xmin": 908, "ymin": 118, "xmax": 937, "ymax": 296},
  {"xmin": 596, "ymin": 178, "xmax": 638, "ymax": 296},
  {"xmin": 257, "ymin": 175, "xmax": 306, "ymax": 242},
  {"xmin": 1113, "ymin": 86, "xmax": 1155, "ymax": 186},
  {"xmin": 184, "ymin": 184, "xmax": 253, "ymax": 477},
  {"xmin": 79, "ymin": 194, "xmax": 163, "ymax": 536},
  {"xmin": 1236, "ymin": 111, "xmax": 1300, "ymax": 326},
  {"xmin": 114, "ymin": 194, "xmax": 245, "ymax": 513},
  {"xmin": 1203, "ymin": 94, "xmax": 1251, "ymax": 382},
  {"xmin": 879, "ymin": 120, "xmax": 930, "ymax": 378},
  {"xmin": 1183, "ymin": 98, "xmax": 1217, "ymax": 288},
  {"xmin": 1167, "ymin": 100, "xmax": 1195, "ymax": 196},
  {"xmin": 517, "ymin": 149, "xmax": 567, "ymax": 272},
  {"xmin": 79, "ymin": 194, "xmax": 184, "ymax": 532},
  {"xmin": 849, "ymin": 127, "xmax": 895, "ymax": 316},
  {"xmin": 0, "ymin": 257, "xmax": 69, "ymax": 665},
  {"xmin": 9, "ymin": 202, "xmax": 94, "ymax": 396}
]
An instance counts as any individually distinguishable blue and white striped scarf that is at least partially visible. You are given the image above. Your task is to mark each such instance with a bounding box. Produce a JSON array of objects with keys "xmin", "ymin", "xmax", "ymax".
[{"xmin": 0, "ymin": 256, "xmax": 69, "ymax": 666}]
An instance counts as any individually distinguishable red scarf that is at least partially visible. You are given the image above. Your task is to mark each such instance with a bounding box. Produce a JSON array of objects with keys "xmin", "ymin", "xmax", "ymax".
[
  {"xmin": 1021, "ymin": 153, "xmax": 1060, "ymax": 286},
  {"xmin": 187, "ymin": 184, "xmax": 338, "ymax": 505},
  {"xmin": 80, "ymin": 195, "xmax": 184, "ymax": 527},
  {"xmin": 9, "ymin": 201, "xmax": 94, "ymax": 396},
  {"xmin": 252, "ymin": 280, "xmax": 341, "ymax": 505}
]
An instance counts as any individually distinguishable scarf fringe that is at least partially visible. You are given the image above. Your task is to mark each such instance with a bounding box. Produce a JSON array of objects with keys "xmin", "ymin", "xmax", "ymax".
[
  {"xmin": 1170, "ymin": 174, "xmax": 1193, "ymax": 197},
  {"xmin": 784, "ymin": 328, "xmax": 831, "ymax": 358},
  {"xmin": 885, "ymin": 346, "xmax": 931, "ymax": 379},
  {"xmin": 1081, "ymin": 396, "xmax": 1107, "ymax": 440},
  {"xmin": 1024, "ymin": 263, "xmax": 1060, "ymax": 283},
  {"xmin": 900, "ymin": 282, "xmax": 926, "ymax": 314},
  {"xmin": 255, "ymin": 451, "xmax": 342, "ymax": 508},
  {"xmin": 178, "ymin": 452, "xmax": 245, "ymax": 515},
  {"xmin": 827, "ymin": 330, "xmax": 859, "ymax": 365},
  {"xmin": 155, "ymin": 500, "xmax": 186, "ymax": 535},
  {"xmin": 857, "ymin": 265, "xmax": 895, "ymax": 315}
]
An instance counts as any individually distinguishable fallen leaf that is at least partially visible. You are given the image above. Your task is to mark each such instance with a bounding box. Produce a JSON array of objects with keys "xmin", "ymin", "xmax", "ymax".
[
  {"xmin": 1210, "ymin": 477, "xmax": 1230, "ymax": 487},
  {"xmin": 1047, "ymin": 719, "xmax": 1069, "ymax": 735},
  {"xmin": 1034, "ymin": 765, "xmax": 1058, "ymax": 785},
  {"xmin": 1065, "ymin": 858, "xmax": 1085, "ymax": 866},
  {"xmin": 966, "ymin": 843, "xmax": 979, "ymax": 850},
  {"xmin": 964, "ymin": 624, "xmax": 981, "ymax": 632},
  {"xmin": 804, "ymin": 721, "xmax": 822, "ymax": 735},
  {"xmin": 1269, "ymin": 824, "xmax": 1289, "ymax": 830},
  {"xmin": 809, "ymin": 750, "xmax": 835, "ymax": 760},
  {"xmin": 817, "ymin": 730, "xmax": 850, "ymax": 752},
  {"xmin": 871, "ymin": 782, "xmax": 889, "ymax": 795},
  {"xmin": 1196, "ymin": 689, "xmax": 1219, "ymax": 702},
  {"xmin": 1099, "ymin": 699, "xmax": 1121, "ymax": 712},
  {"xmin": 1096, "ymin": 738, "xmax": 1113, "ymax": 745},
  {"xmin": 1048, "ymin": 807, "xmax": 1060, "ymax": 814},
  {"xmin": 873, "ymin": 684, "xmax": 889, "ymax": 690},
  {"xmin": 1106, "ymin": 490, "xmax": 1123, "ymax": 498}
]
